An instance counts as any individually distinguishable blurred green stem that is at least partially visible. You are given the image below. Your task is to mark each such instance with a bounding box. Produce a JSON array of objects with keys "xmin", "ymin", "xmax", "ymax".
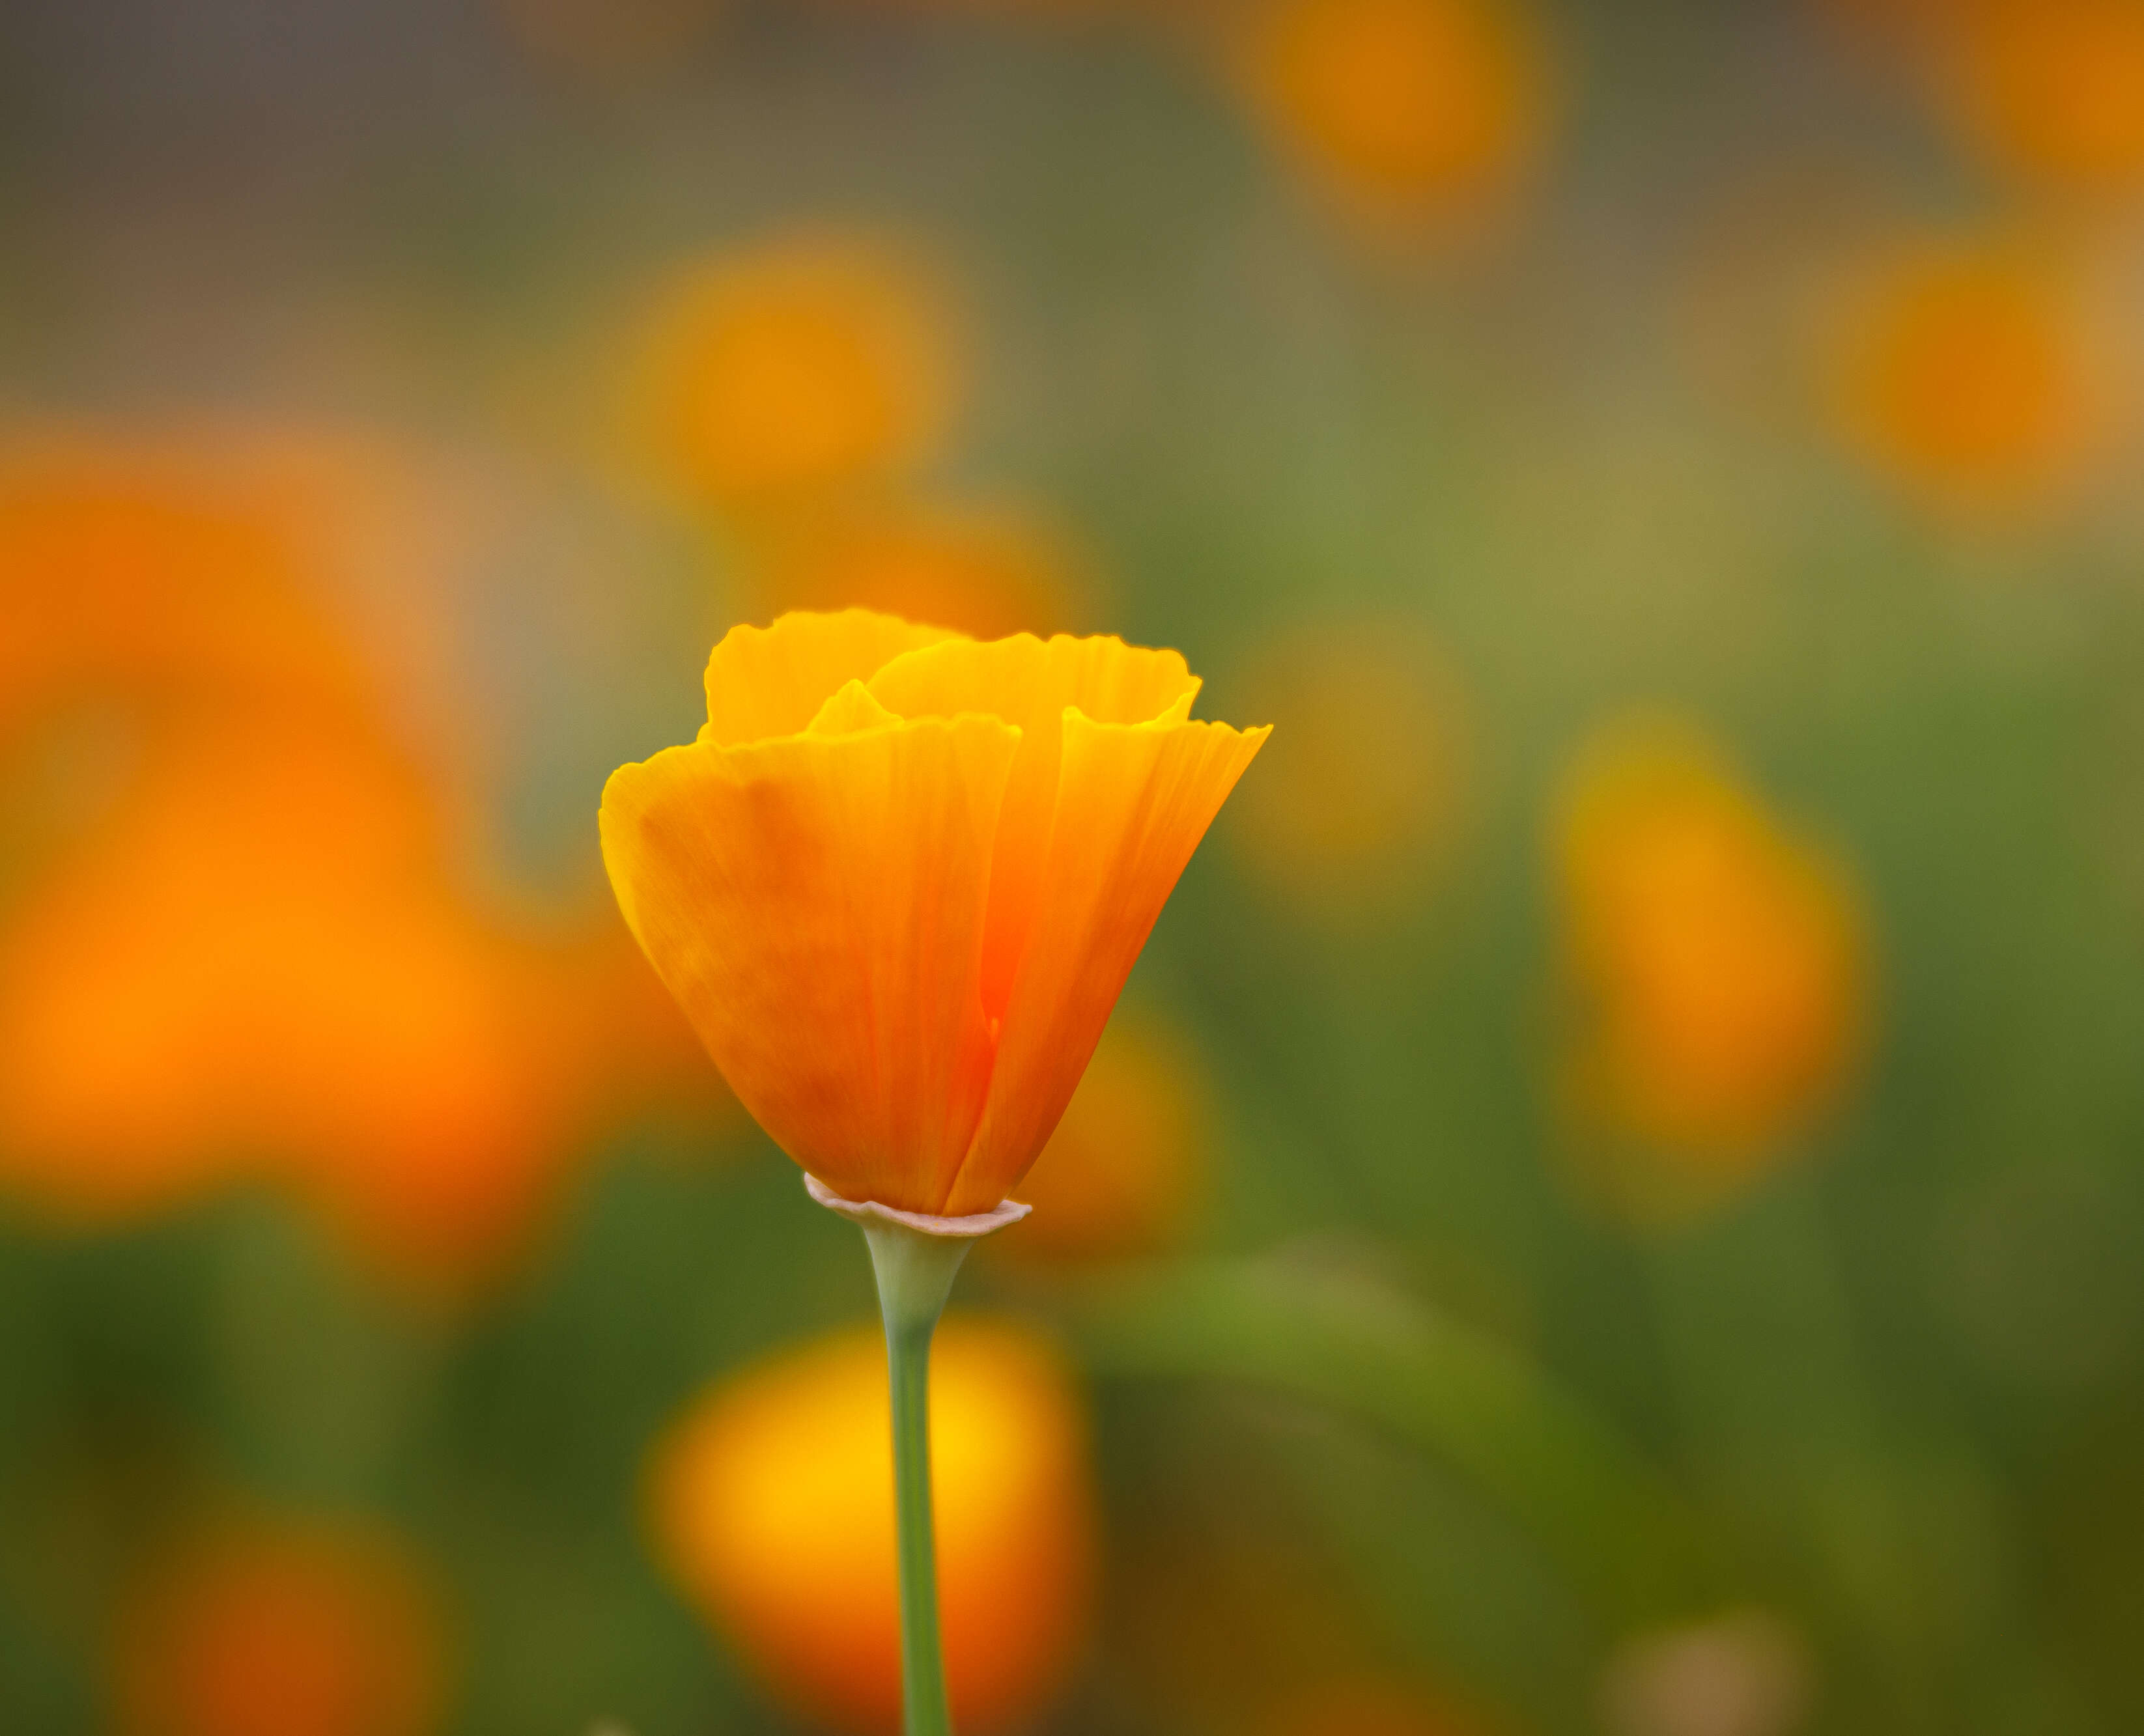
[
  {"xmin": 862, "ymin": 1218, "xmax": 973, "ymax": 1736},
  {"xmin": 1060, "ymin": 1254, "xmax": 1719, "ymax": 1628}
]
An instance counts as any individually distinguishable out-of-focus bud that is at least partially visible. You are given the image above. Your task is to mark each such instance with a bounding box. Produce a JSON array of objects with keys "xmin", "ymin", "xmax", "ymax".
[
  {"xmin": 1225, "ymin": 617, "xmax": 1467, "ymax": 917},
  {"xmin": 647, "ymin": 1317, "xmax": 1095, "ymax": 1734},
  {"xmin": 111, "ymin": 1515, "xmax": 451, "ymax": 1736},
  {"xmin": 1598, "ymin": 1610, "xmax": 1812, "ymax": 1736},
  {"xmin": 994, "ymin": 1011, "xmax": 1211, "ymax": 1264},
  {"xmin": 630, "ymin": 233, "xmax": 959, "ymax": 510},
  {"xmin": 1235, "ymin": 0, "xmax": 1550, "ymax": 229},
  {"xmin": 754, "ymin": 503, "xmax": 1087, "ymax": 642},
  {"xmin": 1554, "ymin": 716, "xmax": 1869, "ymax": 1219}
]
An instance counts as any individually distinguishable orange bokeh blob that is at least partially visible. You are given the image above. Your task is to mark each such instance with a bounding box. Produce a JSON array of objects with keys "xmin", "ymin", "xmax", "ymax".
[
  {"xmin": 0, "ymin": 433, "xmax": 727, "ymax": 1285},
  {"xmin": 112, "ymin": 1517, "xmax": 450, "ymax": 1736},
  {"xmin": 755, "ymin": 505, "xmax": 1085, "ymax": 642},
  {"xmin": 1556, "ymin": 717, "xmax": 1869, "ymax": 1214},
  {"xmin": 1937, "ymin": 1, "xmax": 2144, "ymax": 193},
  {"xmin": 0, "ymin": 709, "xmax": 658, "ymax": 1282},
  {"xmin": 647, "ymin": 1316, "xmax": 1095, "ymax": 1734},
  {"xmin": 634, "ymin": 233, "xmax": 958, "ymax": 507},
  {"xmin": 1238, "ymin": 0, "xmax": 1549, "ymax": 225},
  {"xmin": 1226, "ymin": 617, "xmax": 1465, "ymax": 913},
  {"xmin": 1830, "ymin": 238, "xmax": 2105, "ymax": 512},
  {"xmin": 0, "ymin": 438, "xmax": 369, "ymax": 736},
  {"xmin": 995, "ymin": 1011, "xmax": 1211, "ymax": 1263}
]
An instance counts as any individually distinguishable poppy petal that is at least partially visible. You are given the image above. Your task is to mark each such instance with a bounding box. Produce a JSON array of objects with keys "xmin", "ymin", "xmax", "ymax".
[
  {"xmin": 701, "ymin": 609, "xmax": 962, "ymax": 748},
  {"xmin": 868, "ymin": 634, "xmax": 1200, "ymax": 1020},
  {"xmin": 942, "ymin": 709, "xmax": 1268, "ymax": 1214},
  {"xmin": 600, "ymin": 711, "xmax": 1021, "ymax": 1211}
]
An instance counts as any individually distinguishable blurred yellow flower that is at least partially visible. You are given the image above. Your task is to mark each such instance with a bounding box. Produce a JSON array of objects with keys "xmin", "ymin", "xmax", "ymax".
[
  {"xmin": 993, "ymin": 1009, "xmax": 1211, "ymax": 1263},
  {"xmin": 1226, "ymin": 617, "xmax": 1464, "ymax": 914},
  {"xmin": 1555, "ymin": 717, "xmax": 1869, "ymax": 1214},
  {"xmin": 1935, "ymin": 0, "xmax": 2144, "ymax": 194},
  {"xmin": 755, "ymin": 503, "xmax": 1087, "ymax": 643},
  {"xmin": 112, "ymin": 1515, "xmax": 451, "ymax": 1736},
  {"xmin": 634, "ymin": 233, "xmax": 958, "ymax": 507},
  {"xmin": 1237, "ymin": 0, "xmax": 1549, "ymax": 225},
  {"xmin": 1829, "ymin": 238, "xmax": 2106, "ymax": 511},
  {"xmin": 647, "ymin": 1317, "xmax": 1095, "ymax": 1734},
  {"xmin": 600, "ymin": 609, "xmax": 1267, "ymax": 1216}
]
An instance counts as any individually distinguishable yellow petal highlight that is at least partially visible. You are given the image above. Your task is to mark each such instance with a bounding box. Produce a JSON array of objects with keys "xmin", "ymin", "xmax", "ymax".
[
  {"xmin": 699, "ymin": 609, "xmax": 961, "ymax": 748},
  {"xmin": 599, "ymin": 710, "xmax": 1021, "ymax": 1211},
  {"xmin": 869, "ymin": 633, "xmax": 1200, "ymax": 1020},
  {"xmin": 944, "ymin": 710, "xmax": 1269, "ymax": 1215}
]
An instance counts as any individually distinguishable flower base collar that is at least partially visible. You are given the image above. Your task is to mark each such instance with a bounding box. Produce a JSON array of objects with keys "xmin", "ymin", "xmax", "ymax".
[{"xmin": 804, "ymin": 1171, "xmax": 1032, "ymax": 1239}]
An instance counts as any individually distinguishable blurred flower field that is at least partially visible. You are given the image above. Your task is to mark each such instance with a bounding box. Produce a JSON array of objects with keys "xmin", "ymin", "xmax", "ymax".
[{"xmin": 4, "ymin": 1, "xmax": 2144, "ymax": 1733}]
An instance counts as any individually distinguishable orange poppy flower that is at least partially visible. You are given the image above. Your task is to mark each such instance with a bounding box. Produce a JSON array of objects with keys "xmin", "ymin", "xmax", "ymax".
[
  {"xmin": 647, "ymin": 1316, "xmax": 1095, "ymax": 1735},
  {"xmin": 600, "ymin": 609, "xmax": 1267, "ymax": 1218}
]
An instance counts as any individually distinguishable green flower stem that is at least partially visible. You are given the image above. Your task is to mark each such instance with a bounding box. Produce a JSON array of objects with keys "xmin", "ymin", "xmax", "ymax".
[
  {"xmin": 860, "ymin": 1216, "xmax": 978, "ymax": 1736},
  {"xmin": 806, "ymin": 1175, "xmax": 1030, "ymax": 1734}
]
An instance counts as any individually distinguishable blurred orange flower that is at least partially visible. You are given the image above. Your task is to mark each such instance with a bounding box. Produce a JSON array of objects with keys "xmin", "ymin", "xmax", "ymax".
[
  {"xmin": 994, "ymin": 1009, "xmax": 1211, "ymax": 1263},
  {"xmin": 754, "ymin": 503, "xmax": 1088, "ymax": 643},
  {"xmin": 1829, "ymin": 238, "xmax": 2108, "ymax": 512},
  {"xmin": 1555, "ymin": 717, "xmax": 1869, "ymax": 1214},
  {"xmin": 1935, "ymin": 1, "xmax": 2144, "ymax": 194},
  {"xmin": 0, "ymin": 434, "xmax": 725, "ymax": 1284},
  {"xmin": 0, "ymin": 438, "xmax": 369, "ymax": 736},
  {"xmin": 600, "ymin": 609, "xmax": 1267, "ymax": 1216},
  {"xmin": 0, "ymin": 708, "xmax": 686, "ymax": 1283},
  {"xmin": 1226, "ymin": 617, "xmax": 1465, "ymax": 914},
  {"xmin": 633, "ymin": 233, "xmax": 959, "ymax": 508},
  {"xmin": 647, "ymin": 1316, "xmax": 1095, "ymax": 1734},
  {"xmin": 112, "ymin": 1515, "xmax": 451, "ymax": 1736},
  {"xmin": 1237, "ymin": 0, "xmax": 1549, "ymax": 226}
]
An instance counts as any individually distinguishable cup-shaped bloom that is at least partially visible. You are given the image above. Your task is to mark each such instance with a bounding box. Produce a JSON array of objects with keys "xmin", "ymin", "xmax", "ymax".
[{"xmin": 599, "ymin": 609, "xmax": 1268, "ymax": 1216}]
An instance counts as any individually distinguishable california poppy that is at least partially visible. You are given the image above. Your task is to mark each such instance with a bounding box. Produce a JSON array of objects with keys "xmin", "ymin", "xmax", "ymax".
[{"xmin": 599, "ymin": 608, "xmax": 1267, "ymax": 1218}]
